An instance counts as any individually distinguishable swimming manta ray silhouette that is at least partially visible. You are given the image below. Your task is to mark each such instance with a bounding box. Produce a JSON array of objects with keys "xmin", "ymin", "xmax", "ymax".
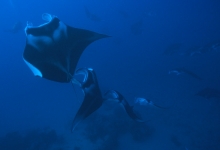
[{"xmin": 23, "ymin": 13, "xmax": 109, "ymax": 83}]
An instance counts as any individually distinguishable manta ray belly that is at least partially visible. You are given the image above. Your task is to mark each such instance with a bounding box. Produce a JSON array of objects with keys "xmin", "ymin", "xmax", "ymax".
[{"xmin": 26, "ymin": 34, "xmax": 53, "ymax": 51}]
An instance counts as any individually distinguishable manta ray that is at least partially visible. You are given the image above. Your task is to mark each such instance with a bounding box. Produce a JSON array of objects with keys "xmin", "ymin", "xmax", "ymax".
[
  {"xmin": 168, "ymin": 67, "xmax": 202, "ymax": 80},
  {"xmin": 23, "ymin": 13, "xmax": 108, "ymax": 83},
  {"xmin": 104, "ymin": 90, "xmax": 144, "ymax": 122},
  {"xmin": 71, "ymin": 68, "xmax": 103, "ymax": 132}
]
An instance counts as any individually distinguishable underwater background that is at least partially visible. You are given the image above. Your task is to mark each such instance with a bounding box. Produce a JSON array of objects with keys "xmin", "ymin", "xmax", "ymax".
[{"xmin": 0, "ymin": 0, "xmax": 220, "ymax": 149}]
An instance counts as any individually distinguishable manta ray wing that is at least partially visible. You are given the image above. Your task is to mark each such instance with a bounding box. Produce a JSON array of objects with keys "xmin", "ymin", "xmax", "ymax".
[
  {"xmin": 71, "ymin": 68, "xmax": 103, "ymax": 132},
  {"xmin": 23, "ymin": 13, "xmax": 108, "ymax": 83}
]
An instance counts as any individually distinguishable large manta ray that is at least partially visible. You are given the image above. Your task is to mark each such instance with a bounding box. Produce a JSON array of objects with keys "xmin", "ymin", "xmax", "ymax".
[
  {"xmin": 71, "ymin": 68, "xmax": 103, "ymax": 132},
  {"xmin": 23, "ymin": 13, "xmax": 108, "ymax": 83}
]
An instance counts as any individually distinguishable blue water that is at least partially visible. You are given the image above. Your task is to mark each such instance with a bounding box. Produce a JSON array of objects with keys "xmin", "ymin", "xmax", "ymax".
[{"xmin": 0, "ymin": 0, "xmax": 220, "ymax": 149}]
